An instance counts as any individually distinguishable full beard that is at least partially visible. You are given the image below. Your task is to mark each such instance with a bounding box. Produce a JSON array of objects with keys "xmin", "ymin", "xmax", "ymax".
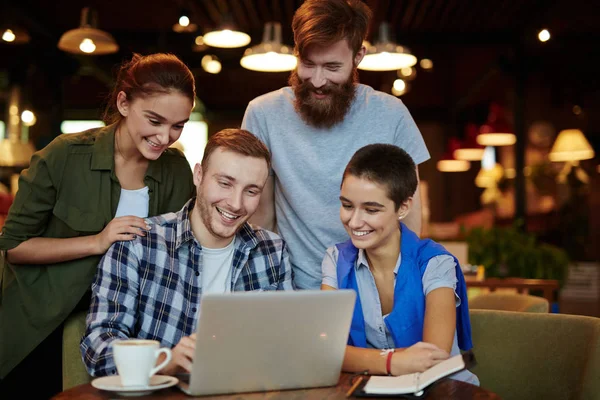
[{"xmin": 289, "ymin": 68, "xmax": 358, "ymax": 129}]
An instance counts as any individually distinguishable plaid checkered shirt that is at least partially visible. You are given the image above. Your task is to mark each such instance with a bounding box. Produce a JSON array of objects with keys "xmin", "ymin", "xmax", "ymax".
[{"xmin": 80, "ymin": 198, "xmax": 294, "ymax": 377}]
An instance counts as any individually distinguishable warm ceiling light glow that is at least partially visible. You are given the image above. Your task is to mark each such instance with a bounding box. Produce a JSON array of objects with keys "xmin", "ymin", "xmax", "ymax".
[
  {"xmin": 179, "ymin": 16, "xmax": 190, "ymax": 27},
  {"xmin": 477, "ymin": 103, "xmax": 516, "ymax": 146},
  {"xmin": 454, "ymin": 148, "xmax": 485, "ymax": 161},
  {"xmin": 9, "ymin": 105, "xmax": 18, "ymax": 115},
  {"xmin": 398, "ymin": 67, "xmax": 416, "ymax": 80},
  {"xmin": 240, "ymin": 22, "xmax": 297, "ymax": 72},
  {"xmin": 573, "ymin": 105, "xmax": 582, "ymax": 115},
  {"xmin": 58, "ymin": 8, "xmax": 118, "ymax": 55},
  {"xmin": 241, "ymin": 50, "xmax": 297, "ymax": 72},
  {"xmin": 79, "ymin": 38, "xmax": 96, "ymax": 53},
  {"xmin": 360, "ymin": 50, "xmax": 417, "ymax": 71},
  {"xmin": 195, "ymin": 36, "xmax": 204, "ymax": 46},
  {"xmin": 393, "ymin": 79, "xmax": 406, "ymax": 92},
  {"xmin": 391, "ymin": 79, "xmax": 408, "ymax": 96},
  {"xmin": 203, "ymin": 29, "xmax": 251, "ymax": 48},
  {"xmin": 437, "ymin": 138, "xmax": 471, "ymax": 172},
  {"xmin": 21, "ymin": 110, "xmax": 36, "ymax": 126},
  {"xmin": 538, "ymin": 29, "xmax": 550, "ymax": 42},
  {"xmin": 173, "ymin": 10, "xmax": 197, "ymax": 33},
  {"xmin": 549, "ymin": 129, "xmax": 595, "ymax": 162},
  {"xmin": 358, "ymin": 23, "xmax": 417, "ymax": 71},
  {"xmin": 201, "ymin": 55, "xmax": 222, "ymax": 74},
  {"xmin": 454, "ymin": 123, "xmax": 485, "ymax": 161},
  {"xmin": 437, "ymin": 159, "xmax": 471, "ymax": 172},
  {"xmin": 420, "ymin": 58, "xmax": 433, "ymax": 70},
  {"xmin": 2, "ymin": 29, "xmax": 15, "ymax": 42},
  {"xmin": 476, "ymin": 133, "xmax": 516, "ymax": 146}
]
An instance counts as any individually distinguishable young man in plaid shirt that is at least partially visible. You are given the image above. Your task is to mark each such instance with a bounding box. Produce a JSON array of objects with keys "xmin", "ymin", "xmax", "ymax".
[{"xmin": 81, "ymin": 129, "xmax": 294, "ymax": 377}]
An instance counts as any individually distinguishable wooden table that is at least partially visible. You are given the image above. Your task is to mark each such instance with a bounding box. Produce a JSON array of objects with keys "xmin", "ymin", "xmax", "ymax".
[
  {"xmin": 467, "ymin": 278, "xmax": 559, "ymax": 303},
  {"xmin": 53, "ymin": 373, "xmax": 500, "ymax": 399}
]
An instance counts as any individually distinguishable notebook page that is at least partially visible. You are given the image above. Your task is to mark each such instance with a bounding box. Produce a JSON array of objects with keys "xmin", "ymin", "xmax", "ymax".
[
  {"xmin": 363, "ymin": 373, "xmax": 418, "ymax": 394},
  {"xmin": 417, "ymin": 353, "xmax": 465, "ymax": 390}
]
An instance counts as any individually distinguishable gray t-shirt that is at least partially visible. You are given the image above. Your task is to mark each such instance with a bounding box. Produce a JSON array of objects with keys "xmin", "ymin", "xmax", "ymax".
[{"xmin": 242, "ymin": 84, "xmax": 430, "ymax": 289}]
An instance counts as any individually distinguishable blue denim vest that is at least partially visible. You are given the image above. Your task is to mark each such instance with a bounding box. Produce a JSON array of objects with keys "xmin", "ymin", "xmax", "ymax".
[{"xmin": 336, "ymin": 223, "xmax": 473, "ymax": 350}]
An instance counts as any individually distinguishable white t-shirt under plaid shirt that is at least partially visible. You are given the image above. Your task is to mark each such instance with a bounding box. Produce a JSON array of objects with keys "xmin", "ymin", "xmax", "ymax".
[{"xmin": 81, "ymin": 198, "xmax": 294, "ymax": 377}]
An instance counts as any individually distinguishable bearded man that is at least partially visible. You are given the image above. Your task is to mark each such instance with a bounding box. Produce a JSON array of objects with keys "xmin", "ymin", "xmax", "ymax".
[{"xmin": 242, "ymin": 0, "xmax": 430, "ymax": 290}]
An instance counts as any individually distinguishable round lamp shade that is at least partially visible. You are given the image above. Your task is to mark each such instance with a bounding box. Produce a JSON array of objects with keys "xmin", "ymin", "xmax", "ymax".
[
  {"xmin": 549, "ymin": 129, "xmax": 595, "ymax": 162},
  {"xmin": 58, "ymin": 27, "xmax": 118, "ymax": 55},
  {"xmin": 203, "ymin": 29, "xmax": 251, "ymax": 48}
]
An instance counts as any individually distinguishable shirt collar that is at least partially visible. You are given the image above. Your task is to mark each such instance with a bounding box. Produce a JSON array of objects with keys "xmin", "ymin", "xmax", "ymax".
[
  {"xmin": 174, "ymin": 198, "xmax": 260, "ymax": 251},
  {"xmin": 90, "ymin": 122, "xmax": 163, "ymax": 182},
  {"xmin": 356, "ymin": 248, "xmax": 402, "ymax": 275}
]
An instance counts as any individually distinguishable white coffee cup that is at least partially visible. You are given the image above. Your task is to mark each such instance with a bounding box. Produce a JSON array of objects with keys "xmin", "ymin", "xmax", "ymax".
[{"xmin": 112, "ymin": 339, "xmax": 172, "ymax": 387}]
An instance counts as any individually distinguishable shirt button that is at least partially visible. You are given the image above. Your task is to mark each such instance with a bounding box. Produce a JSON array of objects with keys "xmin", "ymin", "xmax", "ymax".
[
  {"xmin": 195, "ymin": 271, "xmax": 199, "ymax": 276},
  {"xmin": 192, "ymin": 308, "xmax": 197, "ymax": 313}
]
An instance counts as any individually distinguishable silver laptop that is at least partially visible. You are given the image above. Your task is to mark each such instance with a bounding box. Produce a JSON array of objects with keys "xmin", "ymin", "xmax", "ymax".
[{"xmin": 178, "ymin": 290, "xmax": 355, "ymax": 396}]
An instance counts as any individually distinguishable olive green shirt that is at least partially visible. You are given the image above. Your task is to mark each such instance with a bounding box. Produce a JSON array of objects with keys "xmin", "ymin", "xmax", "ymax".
[{"xmin": 0, "ymin": 124, "xmax": 194, "ymax": 377}]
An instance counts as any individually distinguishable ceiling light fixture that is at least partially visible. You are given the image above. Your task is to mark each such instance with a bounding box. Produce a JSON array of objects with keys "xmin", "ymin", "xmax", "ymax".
[
  {"xmin": 538, "ymin": 29, "xmax": 551, "ymax": 42},
  {"xmin": 391, "ymin": 79, "xmax": 408, "ymax": 96},
  {"xmin": 549, "ymin": 129, "xmax": 594, "ymax": 162},
  {"xmin": 58, "ymin": 8, "xmax": 118, "ymax": 55},
  {"xmin": 173, "ymin": 9, "xmax": 197, "ymax": 33},
  {"xmin": 240, "ymin": 22, "xmax": 296, "ymax": 72},
  {"xmin": 437, "ymin": 138, "xmax": 471, "ymax": 172},
  {"xmin": 203, "ymin": 13, "xmax": 250, "ymax": 48},
  {"xmin": 398, "ymin": 67, "xmax": 417, "ymax": 81},
  {"xmin": 359, "ymin": 22, "xmax": 417, "ymax": 71},
  {"xmin": 201, "ymin": 55, "xmax": 222, "ymax": 74},
  {"xmin": 477, "ymin": 103, "xmax": 516, "ymax": 146},
  {"xmin": 454, "ymin": 123, "xmax": 485, "ymax": 161},
  {"xmin": 2, "ymin": 27, "xmax": 30, "ymax": 44},
  {"xmin": 420, "ymin": 58, "xmax": 434, "ymax": 70}
]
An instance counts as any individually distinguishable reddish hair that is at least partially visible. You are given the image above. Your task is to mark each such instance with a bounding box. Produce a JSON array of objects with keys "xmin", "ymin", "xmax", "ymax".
[
  {"xmin": 201, "ymin": 129, "xmax": 271, "ymax": 171},
  {"xmin": 292, "ymin": 0, "xmax": 372, "ymax": 58},
  {"xmin": 103, "ymin": 53, "xmax": 196, "ymax": 124}
]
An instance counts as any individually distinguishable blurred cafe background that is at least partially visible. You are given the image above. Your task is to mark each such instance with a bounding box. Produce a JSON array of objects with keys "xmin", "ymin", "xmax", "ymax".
[{"xmin": 1, "ymin": 0, "xmax": 599, "ymax": 316}]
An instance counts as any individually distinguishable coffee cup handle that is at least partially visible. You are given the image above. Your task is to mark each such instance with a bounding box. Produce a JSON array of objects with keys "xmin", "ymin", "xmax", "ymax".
[{"xmin": 150, "ymin": 348, "xmax": 172, "ymax": 377}]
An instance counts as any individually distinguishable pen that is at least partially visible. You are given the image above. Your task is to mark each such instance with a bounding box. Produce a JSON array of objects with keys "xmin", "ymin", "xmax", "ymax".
[{"xmin": 346, "ymin": 376, "xmax": 364, "ymax": 398}]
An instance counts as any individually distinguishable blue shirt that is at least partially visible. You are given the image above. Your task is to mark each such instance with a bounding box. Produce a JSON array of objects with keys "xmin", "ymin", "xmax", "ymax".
[
  {"xmin": 81, "ymin": 198, "xmax": 294, "ymax": 377},
  {"xmin": 322, "ymin": 246, "xmax": 479, "ymax": 385},
  {"xmin": 322, "ymin": 247, "xmax": 460, "ymax": 349}
]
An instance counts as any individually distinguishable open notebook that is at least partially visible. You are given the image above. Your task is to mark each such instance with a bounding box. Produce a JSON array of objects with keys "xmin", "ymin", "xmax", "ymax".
[{"xmin": 356, "ymin": 352, "xmax": 475, "ymax": 397}]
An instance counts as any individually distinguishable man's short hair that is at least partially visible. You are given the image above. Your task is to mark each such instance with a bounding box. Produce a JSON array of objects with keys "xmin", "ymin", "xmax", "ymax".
[
  {"xmin": 292, "ymin": 0, "xmax": 372, "ymax": 58},
  {"xmin": 343, "ymin": 144, "xmax": 418, "ymax": 210},
  {"xmin": 201, "ymin": 129, "xmax": 271, "ymax": 171}
]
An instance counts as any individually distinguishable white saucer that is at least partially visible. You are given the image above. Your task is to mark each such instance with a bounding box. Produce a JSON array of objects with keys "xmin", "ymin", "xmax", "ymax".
[{"xmin": 91, "ymin": 375, "xmax": 179, "ymax": 397}]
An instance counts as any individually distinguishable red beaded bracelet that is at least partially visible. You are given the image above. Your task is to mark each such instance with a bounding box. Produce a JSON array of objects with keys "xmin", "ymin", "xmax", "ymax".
[{"xmin": 386, "ymin": 350, "xmax": 395, "ymax": 376}]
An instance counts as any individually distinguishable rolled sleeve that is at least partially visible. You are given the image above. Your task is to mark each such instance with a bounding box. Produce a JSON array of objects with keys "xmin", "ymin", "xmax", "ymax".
[
  {"xmin": 0, "ymin": 153, "xmax": 57, "ymax": 249},
  {"xmin": 422, "ymin": 255, "xmax": 461, "ymax": 306},
  {"xmin": 80, "ymin": 241, "xmax": 141, "ymax": 376},
  {"xmin": 321, "ymin": 246, "xmax": 339, "ymax": 289}
]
